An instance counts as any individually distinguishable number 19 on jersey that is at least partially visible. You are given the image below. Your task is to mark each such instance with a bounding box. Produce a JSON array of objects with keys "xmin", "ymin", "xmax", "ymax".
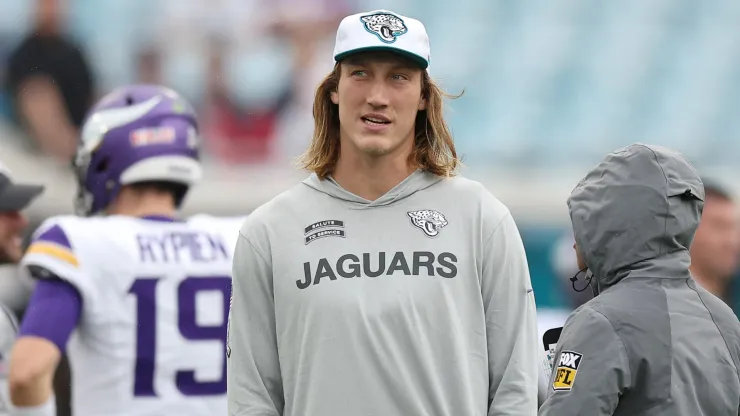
[{"xmin": 129, "ymin": 275, "xmax": 231, "ymax": 397}]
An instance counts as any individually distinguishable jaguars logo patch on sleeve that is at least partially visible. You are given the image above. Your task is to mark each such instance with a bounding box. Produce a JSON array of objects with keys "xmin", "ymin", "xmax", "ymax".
[{"xmin": 552, "ymin": 350, "xmax": 582, "ymax": 391}]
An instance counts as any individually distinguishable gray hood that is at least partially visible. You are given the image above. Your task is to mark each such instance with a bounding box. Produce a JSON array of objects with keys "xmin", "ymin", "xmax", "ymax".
[
  {"xmin": 302, "ymin": 169, "xmax": 443, "ymax": 209},
  {"xmin": 568, "ymin": 143, "xmax": 705, "ymax": 294}
]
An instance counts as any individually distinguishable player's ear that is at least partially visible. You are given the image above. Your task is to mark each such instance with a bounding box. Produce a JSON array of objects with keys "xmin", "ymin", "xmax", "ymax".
[
  {"xmin": 418, "ymin": 77, "xmax": 427, "ymax": 111},
  {"xmin": 418, "ymin": 96, "xmax": 427, "ymax": 111},
  {"xmin": 330, "ymin": 90, "xmax": 339, "ymax": 105}
]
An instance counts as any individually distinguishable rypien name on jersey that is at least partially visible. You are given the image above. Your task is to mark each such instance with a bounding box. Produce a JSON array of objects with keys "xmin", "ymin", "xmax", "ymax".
[
  {"xmin": 137, "ymin": 231, "xmax": 230, "ymax": 263},
  {"xmin": 297, "ymin": 251, "xmax": 458, "ymax": 289}
]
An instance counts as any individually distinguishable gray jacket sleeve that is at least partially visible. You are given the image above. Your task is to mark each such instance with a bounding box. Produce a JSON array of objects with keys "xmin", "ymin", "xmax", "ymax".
[
  {"xmin": 227, "ymin": 231, "xmax": 284, "ymax": 415},
  {"xmin": 538, "ymin": 306, "xmax": 631, "ymax": 416},
  {"xmin": 483, "ymin": 213, "xmax": 539, "ymax": 415}
]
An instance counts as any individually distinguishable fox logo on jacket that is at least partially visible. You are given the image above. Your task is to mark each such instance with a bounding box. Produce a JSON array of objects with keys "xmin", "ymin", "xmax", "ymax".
[{"xmin": 552, "ymin": 350, "xmax": 582, "ymax": 392}]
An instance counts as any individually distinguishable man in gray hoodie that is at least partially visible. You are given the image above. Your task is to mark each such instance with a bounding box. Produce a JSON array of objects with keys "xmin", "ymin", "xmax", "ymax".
[
  {"xmin": 226, "ymin": 8, "xmax": 539, "ymax": 416},
  {"xmin": 539, "ymin": 143, "xmax": 740, "ymax": 415}
]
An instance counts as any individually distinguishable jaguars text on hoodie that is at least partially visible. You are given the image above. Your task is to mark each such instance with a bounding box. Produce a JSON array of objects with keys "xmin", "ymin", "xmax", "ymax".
[{"xmin": 226, "ymin": 169, "xmax": 539, "ymax": 416}]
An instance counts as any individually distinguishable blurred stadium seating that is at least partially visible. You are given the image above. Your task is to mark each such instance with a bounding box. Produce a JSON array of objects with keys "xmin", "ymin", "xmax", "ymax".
[{"xmin": 3, "ymin": 0, "xmax": 740, "ymax": 312}]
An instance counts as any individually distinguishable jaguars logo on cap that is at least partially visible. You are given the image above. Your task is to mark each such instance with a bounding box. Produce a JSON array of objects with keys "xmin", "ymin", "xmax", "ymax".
[{"xmin": 360, "ymin": 12, "xmax": 408, "ymax": 43}]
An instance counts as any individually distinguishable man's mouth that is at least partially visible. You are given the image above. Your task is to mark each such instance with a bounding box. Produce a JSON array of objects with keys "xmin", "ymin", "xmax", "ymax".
[{"xmin": 361, "ymin": 115, "xmax": 391, "ymax": 126}]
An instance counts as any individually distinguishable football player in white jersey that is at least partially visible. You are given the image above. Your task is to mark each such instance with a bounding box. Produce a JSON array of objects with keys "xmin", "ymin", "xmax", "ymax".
[
  {"xmin": 0, "ymin": 162, "xmax": 44, "ymax": 415},
  {"xmin": 8, "ymin": 85, "xmax": 243, "ymax": 416}
]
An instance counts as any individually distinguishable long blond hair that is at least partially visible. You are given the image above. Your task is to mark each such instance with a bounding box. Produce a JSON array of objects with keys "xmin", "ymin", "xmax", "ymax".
[{"xmin": 298, "ymin": 63, "xmax": 462, "ymax": 179}]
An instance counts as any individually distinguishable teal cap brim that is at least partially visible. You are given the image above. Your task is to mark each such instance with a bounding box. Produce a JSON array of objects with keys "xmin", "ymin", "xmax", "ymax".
[{"xmin": 334, "ymin": 46, "xmax": 429, "ymax": 69}]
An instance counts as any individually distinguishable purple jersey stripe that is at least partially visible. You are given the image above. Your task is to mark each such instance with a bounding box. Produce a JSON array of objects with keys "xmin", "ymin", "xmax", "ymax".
[
  {"xmin": 34, "ymin": 224, "xmax": 73, "ymax": 250},
  {"xmin": 18, "ymin": 279, "xmax": 82, "ymax": 353}
]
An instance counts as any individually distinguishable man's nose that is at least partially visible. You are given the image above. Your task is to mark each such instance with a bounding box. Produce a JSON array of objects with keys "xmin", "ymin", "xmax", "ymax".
[
  {"xmin": 366, "ymin": 80, "xmax": 390, "ymax": 107},
  {"xmin": 17, "ymin": 212, "xmax": 28, "ymax": 230},
  {"xmin": 2, "ymin": 211, "xmax": 28, "ymax": 231}
]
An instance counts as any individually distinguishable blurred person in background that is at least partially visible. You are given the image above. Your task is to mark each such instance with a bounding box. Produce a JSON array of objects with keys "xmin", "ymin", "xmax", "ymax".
[
  {"xmin": 688, "ymin": 179, "xmax": 740, "ymax": 307},
  {"xmin": 156, "ymin": 0, "xmax": 351, "ymax": 165},
  {"xmin": 268, "ymin": 0, "xmax": 355, "ymax": 161},
  {"xmin": 155, "ymin": 0, "xmax": 294, "ymax": 165},
  {"xmin": 8, "ymin": 85, "xmax": 244, "ymax": 416},
  {"xmin": 539, "ymin": 144, "xmax": 740, "ymax": 416},
  {"xmin": 227, "ymin": 9, "xmax": 538, "ymax": 415},
  {"xmin": 4, "ymin": 0, "xmax": 95, "ymax": 163},
  {"xmin": 200, "ymin": 35, "xmax": 291, "ymax": 164},
  {"xmin": 0, "ymin": 161, "xmax": 44, "ymax": 415},
  {"xmin": 134, "ymin": 46, "xmax": 163, "ymax": 86}
]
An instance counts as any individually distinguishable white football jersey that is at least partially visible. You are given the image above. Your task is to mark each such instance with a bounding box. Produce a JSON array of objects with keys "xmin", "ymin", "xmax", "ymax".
[{"xmin": 20, "ymin": 214, "xmax": 245, "ymax": 416}]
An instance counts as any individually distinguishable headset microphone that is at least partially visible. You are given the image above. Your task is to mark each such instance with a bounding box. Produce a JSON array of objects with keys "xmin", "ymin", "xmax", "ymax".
[{"xmin": 570, "ymin": 267, "xmax": 592, "ymax": 293}]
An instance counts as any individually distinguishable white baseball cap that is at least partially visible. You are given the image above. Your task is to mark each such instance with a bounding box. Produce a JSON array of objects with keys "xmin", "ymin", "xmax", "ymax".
[{"xmin": 333, "ymin": 9, "xmax": 431, "ymax": 69}]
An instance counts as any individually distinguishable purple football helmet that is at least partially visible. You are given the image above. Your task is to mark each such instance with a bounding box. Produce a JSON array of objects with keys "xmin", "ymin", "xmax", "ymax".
[{"xmin": 73, "ymin": 84, "xmax": 202, "ymax": 216}]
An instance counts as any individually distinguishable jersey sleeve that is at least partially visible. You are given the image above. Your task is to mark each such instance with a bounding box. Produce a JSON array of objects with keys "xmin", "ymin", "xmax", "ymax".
[
  {"xmin": 17, "ymin": 279, "xmax": 82, "ymax": 353},
  {"xmin": 20, "ymin": 218, "xmax": 94, "ymax": 300}
]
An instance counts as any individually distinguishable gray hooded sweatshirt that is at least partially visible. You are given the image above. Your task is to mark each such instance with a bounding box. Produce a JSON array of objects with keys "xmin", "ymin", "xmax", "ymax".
[
  {"xmin": 539, "ymin": 144, "xmax": 740, "ymax": 415},
  {"xmin": 227, "ymin": 170, "xmax": 539, "ymax": 416}
]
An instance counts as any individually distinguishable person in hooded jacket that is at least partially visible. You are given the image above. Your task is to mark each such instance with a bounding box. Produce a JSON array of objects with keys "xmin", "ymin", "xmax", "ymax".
[{"xmin": 538, "ymin": 143, "xmax": 740, "ymax": 416}]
